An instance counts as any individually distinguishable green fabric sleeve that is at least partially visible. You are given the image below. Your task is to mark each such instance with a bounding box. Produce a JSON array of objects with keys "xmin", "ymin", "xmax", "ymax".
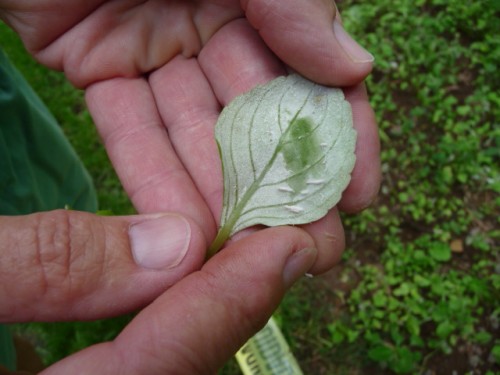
[
  {"xmin": 0, "ymin": 326, "xmax": 15, "ymax": 372},
  {"xmin": 0, "ymin": 48, "xmax": 97, "ymax": 215}
]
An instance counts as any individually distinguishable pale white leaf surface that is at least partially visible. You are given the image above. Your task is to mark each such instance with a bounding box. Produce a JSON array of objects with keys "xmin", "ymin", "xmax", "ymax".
[{"xmin": 210, "ymin": 74, "xmax": 356, "ymax": 254}]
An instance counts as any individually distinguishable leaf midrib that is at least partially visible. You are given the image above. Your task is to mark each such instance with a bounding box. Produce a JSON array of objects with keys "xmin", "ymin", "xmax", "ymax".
[{"xmin": 208, "ymin": 92, "xmax": 313, "ymax": 256}]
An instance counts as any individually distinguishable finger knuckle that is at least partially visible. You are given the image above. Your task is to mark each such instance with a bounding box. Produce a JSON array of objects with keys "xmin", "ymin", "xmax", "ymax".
[{"xmin": 30, "ymin": 210, "xmax": 104, "ymax": 309}]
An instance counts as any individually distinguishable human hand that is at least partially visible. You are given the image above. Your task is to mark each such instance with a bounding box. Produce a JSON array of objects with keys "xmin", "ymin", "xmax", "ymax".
[
  {"xmin": 0, "ymin": 211, "xmax": 317, "ymax": 374},
  {"xmin": 0, "ymin": 0, "xmax": 380, "ymax": 272}
]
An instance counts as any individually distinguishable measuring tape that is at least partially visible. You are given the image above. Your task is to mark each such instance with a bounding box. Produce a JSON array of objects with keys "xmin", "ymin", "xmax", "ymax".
[{"xmin": 235, "ymin": 317, "xmax": 303, "ymax": 375}]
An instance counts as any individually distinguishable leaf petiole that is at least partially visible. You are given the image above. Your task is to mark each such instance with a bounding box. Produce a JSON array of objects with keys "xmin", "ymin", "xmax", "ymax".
[{"xmin": 206, "ymin": 224, "xmax": 232, "ymax": 259}]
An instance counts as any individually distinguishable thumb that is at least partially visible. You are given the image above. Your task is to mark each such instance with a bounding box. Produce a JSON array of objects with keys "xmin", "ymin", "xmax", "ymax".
[
  {"xmin": 242, "ymin": 0, "xmax": 374, "ymax": 86},
  {"xmin": 0, "ymin": 210, "xmax": 206, "ymax": 322},
  {"xmin": 41, "ymin": 226, "xmax": 317, "ymax": 375}
]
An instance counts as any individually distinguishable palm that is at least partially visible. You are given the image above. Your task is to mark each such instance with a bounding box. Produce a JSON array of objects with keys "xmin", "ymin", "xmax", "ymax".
[{"xmin": 2, "ymin": 0, "xmax": 380, "ymax": 271}]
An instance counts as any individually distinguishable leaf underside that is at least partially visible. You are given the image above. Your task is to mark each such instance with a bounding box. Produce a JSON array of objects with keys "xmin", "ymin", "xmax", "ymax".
[{"xmin": 210, "ymin": 74, "xmax": 356, "ymax": 254}]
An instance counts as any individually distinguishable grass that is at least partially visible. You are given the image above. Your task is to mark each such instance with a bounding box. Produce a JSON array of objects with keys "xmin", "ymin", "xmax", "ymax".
[{"xmin": 1, "ymin": 0, "xmax": 499, "ymax": 373}]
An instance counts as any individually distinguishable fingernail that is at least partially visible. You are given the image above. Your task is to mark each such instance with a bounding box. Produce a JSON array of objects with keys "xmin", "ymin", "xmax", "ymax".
[
  {"xmin": 283, "ymin": 248, "xmax": 318, "ymax": 289},
  {"xmin": 333, "ymin": 20, "xmax": 374, "ymax": 63},
  {"xmin": 129, "ymin": 215, "xmax": 191, "ymax": 270}
]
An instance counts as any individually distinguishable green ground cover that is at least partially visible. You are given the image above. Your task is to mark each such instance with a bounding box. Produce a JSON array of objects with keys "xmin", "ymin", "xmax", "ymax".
[{"xmin": 1, "ymin": 0, "xmax": 499, "ymax": 373}]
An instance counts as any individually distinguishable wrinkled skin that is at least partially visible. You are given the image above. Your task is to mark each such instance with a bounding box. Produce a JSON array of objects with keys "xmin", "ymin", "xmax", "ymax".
[{"xmin": 0, "ymin": 1, "xmax": 380, "ymax": 373}]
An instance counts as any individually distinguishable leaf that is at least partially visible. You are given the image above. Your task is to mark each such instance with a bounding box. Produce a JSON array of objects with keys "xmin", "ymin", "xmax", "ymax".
[
  {"xmin": 436, "ymin": 320, "xmax": 454, "ymax": 339},
  {"xmin": 208, "ymin": 74, "xmax": 356, "ymax": 255},
  {"xmin": 491, "ymin": 345, "xmax": 500, "ymax": 364},
  {"xmin": 368, "ymin": 345, "xmax": 393, "ymax": 363},
  {"xmin": 429, "ymin": 242, "xmax": 452, "ymax": 262}
]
